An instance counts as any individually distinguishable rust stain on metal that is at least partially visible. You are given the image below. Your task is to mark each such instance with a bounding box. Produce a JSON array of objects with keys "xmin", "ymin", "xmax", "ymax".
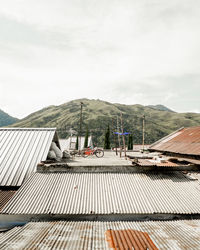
[
  {"xmin": 156, "ymin": 161, "xmax": 178, "ymax": 167},
  {"xmin": 150, "ymin": 127, "xmax": 200, "ymax": 156},
  {"xmin": 135, "ymin": 159, "xmax": 178, "ymax": 167},
  {"xmin": 105, "ymin": 229, "xmax": 158, "ymax": 250}
]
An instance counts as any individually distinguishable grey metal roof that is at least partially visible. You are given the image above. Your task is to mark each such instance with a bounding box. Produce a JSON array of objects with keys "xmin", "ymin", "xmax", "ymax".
[
  {"xmin": 0, "ymin": 128, "xmax": 57, "ymax": 186},
  {"xmin": 3, "ymin": 172, "xmax": 200, "ymax": 214},
  {"xmin": 0, "ymin": 220, "xmax": 200, "ymax": 249},
  {"xmin": 0, "ymin": 189, "xmax": 16, "ymax": 212}
]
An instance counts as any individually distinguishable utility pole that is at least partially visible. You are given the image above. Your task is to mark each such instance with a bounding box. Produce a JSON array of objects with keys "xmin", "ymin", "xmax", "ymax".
[
  {"xmin": 79, "ymin": 102, "xmax": 83, "ymax": 151},
  {"xmin": 142, "ymin": 114, "xmax": 145, "ymax": 152},
  {"xmin": 112, "ymin": 117, "xmax": 117, "ymax": 155},
  {"xmin": 116, "ymin": 116, "xmax": 121, "ymax": 155},
  {"xmin": 120, "ymin": 112, "xmax": 126, "ymax": 158}
]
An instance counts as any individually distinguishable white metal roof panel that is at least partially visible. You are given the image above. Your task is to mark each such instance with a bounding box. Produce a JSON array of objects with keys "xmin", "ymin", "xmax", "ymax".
[
  {"xmin": 3, "ymin": 172, "xmax": 200, "ymax": 214},
  {"xmin": 0, "ymin": 220, "xmax": 200, "ymax": 249},
  {"xmin": 0, "ymin": 128, "xmax": 56, "ymax": 186}
]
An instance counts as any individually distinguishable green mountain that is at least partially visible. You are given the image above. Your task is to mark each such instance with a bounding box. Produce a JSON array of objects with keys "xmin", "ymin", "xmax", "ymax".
[
  {"xmin": 10, "ymin": 98, "xmax": 200, "ymax": 146},
  {"xmin": 0, "ymin": 109, "xmax": 18, "ymax": 127},
  {"xmin": 147, "ymin": 104, "xmax": 174, "ymax": 112}
]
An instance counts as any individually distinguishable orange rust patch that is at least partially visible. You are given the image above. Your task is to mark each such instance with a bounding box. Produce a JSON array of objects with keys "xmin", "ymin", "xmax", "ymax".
[{"xmin": 105, "ymin": 229, "xmax": 158, "ymax": 250}]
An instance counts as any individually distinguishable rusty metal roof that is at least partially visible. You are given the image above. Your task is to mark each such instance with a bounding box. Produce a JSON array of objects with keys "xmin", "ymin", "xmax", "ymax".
[
  {"xmin": 149, "ymin": 127, "xmax": 200, "ymax": 156},
  {"xmin": 134, "ymin": 159, "xmax": 179, "ymax": 167},
  {"xmin": 0, "ymin": 190, "xmax": 16, "ymax": 212},
  {"xmin": 3, "ymin": 172, "xmax": 200, "ymax": 215},
  {"xmin": 0, "ymin": 128, "xmax": 57, "ymax": 186},
  {"xmin": 0, "ymin": 220, "xmax": 200, "ymax": 249},
  {"xmin": 105, "ymin": 228, "xmax": 158, "ymax": 249},
  {"xmin": 171, "ymin": 157, "xmax": 200, "ymax": 165}
]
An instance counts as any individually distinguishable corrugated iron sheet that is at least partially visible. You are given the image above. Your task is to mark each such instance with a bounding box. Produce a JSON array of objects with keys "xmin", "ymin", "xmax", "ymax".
[
  {"xmin": 136, "ymin": 159, "xmax": 155, "ymax": 166},
  {"xmin": 135, "ymin": 159, "xmax": 178, "ymax": 167},
  {"xmin": 0, "ymin": 128, "xmax": 56, "ymax": 186},
  {"xmin": 105, "ymin": 229, "xmax": 158, "ymax": 249},
  {"xmin": 156, "ymin": 161, "xmax": 178, "ymax": 167},
  {"xmin": 3, "ymin": 172, "xmax": 200, "ymax": 214},
  {"xmin": 0, "ymin": 190, "xmax": 16, "ymax": 212},
  {"xmin": 150, "ymin": 127, "xmax": 200, "ymax": 156},
  {"xmin": 0, "ymin": 220, "xmax": 200, "ymax": 249},
  {"xmin": 171, "ymin": 157, "xmax": 200, "ymax": 165}
]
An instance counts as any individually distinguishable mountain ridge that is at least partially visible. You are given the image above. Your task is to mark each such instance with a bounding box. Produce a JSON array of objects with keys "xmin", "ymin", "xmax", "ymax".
[
  {"xmin": 0, "ymin": 109, "xmax": 19, "ymax": 127},
  {"xmin": 9, "ymin": 98, "xmax": 200, "ymax": 146}
]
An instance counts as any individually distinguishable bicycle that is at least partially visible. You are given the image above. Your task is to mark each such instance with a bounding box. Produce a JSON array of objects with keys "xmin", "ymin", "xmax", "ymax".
[{"xmin": 81, "ymin": 147, "xmax": 104, "ymax": 158}]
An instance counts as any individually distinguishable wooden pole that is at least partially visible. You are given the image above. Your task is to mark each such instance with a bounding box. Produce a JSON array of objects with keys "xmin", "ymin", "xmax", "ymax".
[
  {"xmin": 112, "ymin": 118, "xmax": 118, "ymax": 155},
  {"xmin": 79, "ymin": 102, "xmax": 83, "ymax": 152},
  {"xmin": 117, "ymin": 116, "xmax": 121, "ymax": 156},
  {"xmin": 120, "ymin": 112, "xmax": 126, "ymax": 157},
  {"xmin": 142, "ymin": 114, "xmax": 145, "ymax": 152}
]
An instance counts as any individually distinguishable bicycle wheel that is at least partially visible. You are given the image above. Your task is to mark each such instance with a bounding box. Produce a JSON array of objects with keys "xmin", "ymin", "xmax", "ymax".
[
  {"xmin": 95, "ymin": 149, "xmax": 104, "ymax": 158},
  {"xmin": 81, "ymin": 150, "xmax": 89, "ymax": 158}
]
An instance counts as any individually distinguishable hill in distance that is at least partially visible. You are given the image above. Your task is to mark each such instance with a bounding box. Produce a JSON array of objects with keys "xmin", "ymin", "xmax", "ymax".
[
  {"xmin": 147, "ymin": 104, "xmax": 174, "ymax": 112},
  {"xmin": 0, "ymin": 109, "xmax": 18, "ymax": 127},
  {"xmin": 10, "ymin": 98, "xmax": 200, "ymax": 146}
]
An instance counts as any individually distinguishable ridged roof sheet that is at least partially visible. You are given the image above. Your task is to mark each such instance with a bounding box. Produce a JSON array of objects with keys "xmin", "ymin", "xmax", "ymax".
[
  {"xmin": 0, "ymin": 190, "xmax": 16, "ymax": 212},
  {"xmin": 3, "ymin": 172, "xmax": 200, "ymax": 214},
  {"xmin": 136, "ymin": 159, "xmax": 178, "ymax": 167},
  {"xmin": 150, "ymin": 127, "xmax": 200, "ymax": 156},
  {"xmin": 0, "ymin": 128, "xmax": 56, "ymax": 186},
  {"xmin": 0, "ymin": 220, "xmax": 200, "ymax": 249}
]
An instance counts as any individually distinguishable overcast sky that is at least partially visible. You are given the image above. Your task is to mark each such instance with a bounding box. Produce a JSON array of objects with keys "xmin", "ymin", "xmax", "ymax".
[{"xmin": 0, "ymin": 0, "xmax": 200, "ymax": 118}]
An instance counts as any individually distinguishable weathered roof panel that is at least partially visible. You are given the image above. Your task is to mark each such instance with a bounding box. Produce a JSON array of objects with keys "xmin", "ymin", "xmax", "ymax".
[
  {"xmin": 0, "ymin": 220, "xmax": 200, "ymax": 249},
  {"xmin": 150, "ymin": 127, "xmax": 200, "ymax": 156},
  {"xmin": 0, "ymin": 190, "xmax": 16, "ymax": 212},
  {"xmin": 0, "ymin": 128, "xmax": 56, "ymax": 186},
  {"xmin": 135, "ymin": 159, "xmax": 179, "ymax": 167},
  {"xmin": 3, "ymin": 172, "xmax": 200, "ymax": 215}
]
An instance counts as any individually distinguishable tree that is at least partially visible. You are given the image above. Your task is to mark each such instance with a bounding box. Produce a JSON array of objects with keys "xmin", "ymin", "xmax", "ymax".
[
  {"xmin": 128, "ymin": 134, "xmax": 133, "ymax": 150},
  {"xmin": 84, "ymin": 126, "xmax": 89, "ymax": 148},
  {"xmin": 104, "ymin": 124, "xmax": 111, "ymax": 149},
  {"xmin": 75, "ymin": 135, "xmax": 79, "ymax": 150}
]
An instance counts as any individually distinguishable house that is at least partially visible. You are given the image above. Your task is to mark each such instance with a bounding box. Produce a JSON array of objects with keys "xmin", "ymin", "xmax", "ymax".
[{"xmin": 59, "ymin": 136, "xmax": 93, "ymax": 151}]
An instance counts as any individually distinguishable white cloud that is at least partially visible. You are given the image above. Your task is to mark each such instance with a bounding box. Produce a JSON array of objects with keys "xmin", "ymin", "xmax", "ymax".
[{"xmin": 0, "ymin": 0, "xmax": 200, "ymax": 117}]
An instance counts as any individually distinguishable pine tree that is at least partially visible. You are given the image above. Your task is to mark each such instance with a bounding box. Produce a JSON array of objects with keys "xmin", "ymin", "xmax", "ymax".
[
  {"xmin": 75, "ymin": 135, "xmax": 79, "ymax": 150},
  {"xmin": 128, "ymin": 134, "xmax": 133, "ymax": 150},
  {"xmin": 84, "ymin": 126, "xmax": 89, "ymax": 148},
  {"xmin": 104, "ymin": 125, "xmax": 111, "ymax": 149}
]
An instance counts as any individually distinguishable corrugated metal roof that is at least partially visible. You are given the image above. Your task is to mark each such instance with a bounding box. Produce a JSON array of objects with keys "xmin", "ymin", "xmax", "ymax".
[
  {"xmin": 0, "ymin": 190, "xmax": 16, "ymax": 212},
  {"xmin": 171, "ymin": 157, "xmax": 200, "ymax": 165},
  {"xmin": 3, "ymin": 172, "xmax": 200, "ymax": 214},
  {"xmin": 105, "ymin": 228, "xmax": 158, "ymax": 249},
  {"xmin": 0, "ymin": 128, "xmax": 56, "ymax": 186},
  {"xmin": 0, "ymin": 220, "xmax": 200, "ymax": 249},
  {"xmin": 135, "ymin": 159, "xmax": 178, "ymax": 167},
  {"xmin": 150, "ymin": 126, "xmax": 200, "ymax": 156}
]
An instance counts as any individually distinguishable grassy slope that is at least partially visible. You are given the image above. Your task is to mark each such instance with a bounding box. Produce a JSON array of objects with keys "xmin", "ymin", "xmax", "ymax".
[
  {"xmin": 11, "ymin": 98, "xmax": 200, "ymax": 146},
  {"xmin": 0, "ymin": 109, "xmax": 18, "ymax": 127}
]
